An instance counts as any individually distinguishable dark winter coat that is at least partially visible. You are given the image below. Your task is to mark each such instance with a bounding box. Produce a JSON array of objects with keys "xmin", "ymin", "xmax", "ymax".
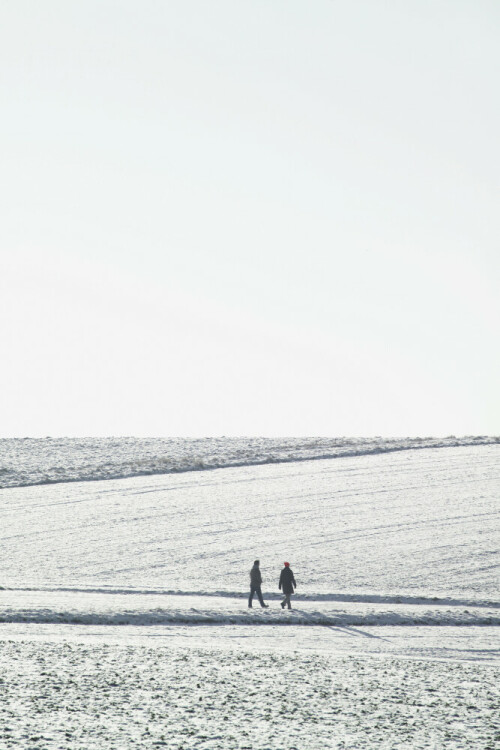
[
  {"xmin": 250, "ymin": 564, "xmax": 262, "ymax": 587},
  {"xmin": 279, "ymin": 567, "xmax": 296, "ymax": 595}
]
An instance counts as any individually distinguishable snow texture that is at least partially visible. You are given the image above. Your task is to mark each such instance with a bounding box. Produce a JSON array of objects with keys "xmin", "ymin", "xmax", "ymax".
[
  {"xmin": 0, "ymin": 435, "xmax": 497, "ymax": 489},
  {"xmin": 0, "ymin": 640, "xmax": 498, "ymax": 749},
  {"xmin": 1, "ymin": 444, "xmax": 498, "ymax": 599},
  {"xmin": 0, "ymin": 440, "xmax": 499, "ymax": 748}
]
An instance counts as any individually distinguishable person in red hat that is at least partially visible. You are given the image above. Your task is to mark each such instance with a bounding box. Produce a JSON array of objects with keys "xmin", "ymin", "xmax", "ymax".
[{"xmin": 279, "ymin": 562, "xmax": 296, "ymax": 609}]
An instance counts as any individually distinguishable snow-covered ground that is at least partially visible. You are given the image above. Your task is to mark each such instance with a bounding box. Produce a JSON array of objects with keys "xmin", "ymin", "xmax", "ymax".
[
  {"xmin": 1, "ymin": 435, "xmax": 497, "ymax": 489},
  {"xmin": 1, "ymin": 634, "xmax": 498, "ymax": 750},
  {"xmin": 1, "ymin": 444, "xmax": 498, "ymax": 598},
  {"xmin": 0, "ymin": 442, "xmax": 499, "ymax": 748}
]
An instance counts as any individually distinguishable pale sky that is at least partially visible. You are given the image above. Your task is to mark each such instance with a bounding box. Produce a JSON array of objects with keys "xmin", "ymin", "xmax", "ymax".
[{"xmin": 1, "ymin": 0, "xmax": 499, "ymax": 437}]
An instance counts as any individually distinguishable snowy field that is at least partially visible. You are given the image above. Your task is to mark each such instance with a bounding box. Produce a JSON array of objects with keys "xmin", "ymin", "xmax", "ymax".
[{"xmin": 0, "ymin": 442, "xmax": 499, "ymax": 748}]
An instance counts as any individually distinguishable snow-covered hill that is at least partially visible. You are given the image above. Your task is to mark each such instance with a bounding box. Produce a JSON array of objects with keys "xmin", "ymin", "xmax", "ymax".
[
  {"xmin": 1, "ymin": 444, "xmax": 498, "ymax": 623},
  {"xmin": 1, "ymin": 435, "xmax": 497, "ymax": 488},
  {"xmin": 1, "ymin": 442, "xmax": 499, "ymax": 749}
]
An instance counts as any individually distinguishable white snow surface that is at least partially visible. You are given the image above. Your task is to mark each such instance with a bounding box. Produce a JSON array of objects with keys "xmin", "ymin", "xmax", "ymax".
[
  {"xmin": 1, "ymin": 635, "xmax": 498, "ymax": 750},
  {"xmin": 1, "ymin": 441, "xmax": 499, "ymax": 749},
  {"xmin": 1, "ymin": 444, "xmax": 498, "ymax": 600},
  {"xmin": 0, "ymin": 435, "xmax": 497, "ymax": 488}
]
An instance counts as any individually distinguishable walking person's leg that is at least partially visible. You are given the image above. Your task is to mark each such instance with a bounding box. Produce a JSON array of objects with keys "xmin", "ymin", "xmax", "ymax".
[
  {"xmin": 257, "ymin": 586, "xmax": 268, "ymax": 608},
  {"xmin": 248, "ymin": 587, "xmax": 254, "ymax": 608}
]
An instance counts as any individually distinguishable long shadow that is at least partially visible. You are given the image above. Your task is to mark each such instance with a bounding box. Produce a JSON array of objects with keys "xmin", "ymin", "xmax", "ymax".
[
  {"xmin": 325, "ymin": 624, "xmax": 391, "ymax": 642},
  {"xmin": 292, "ymin": 609, "xmax": 391, "ymax": 642}
]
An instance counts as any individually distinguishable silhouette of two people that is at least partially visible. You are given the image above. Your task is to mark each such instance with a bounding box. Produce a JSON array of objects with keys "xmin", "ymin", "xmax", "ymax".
[{"xmin": 248, "ymin": 559, "xmax": 297, "ymax": 609}]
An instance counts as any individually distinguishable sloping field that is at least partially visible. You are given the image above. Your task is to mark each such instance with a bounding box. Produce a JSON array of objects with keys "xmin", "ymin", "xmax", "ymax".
[
  {"xmin": 1, "ymin": 445, "xmax": 498, "ymax": 601},
  {"xmin": 1, "ymin": 445, "xmax": 499, "ymax": 749}
]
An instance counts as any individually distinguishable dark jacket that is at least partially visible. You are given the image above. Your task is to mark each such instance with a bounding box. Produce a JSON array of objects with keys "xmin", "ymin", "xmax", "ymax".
[
  {"xmin": 279, "ymin": 567, "xmax": 296, "ymax": 595},
  {"xmin": 250, "ymin": 564, "xmax": 262, "ymax": 587}
]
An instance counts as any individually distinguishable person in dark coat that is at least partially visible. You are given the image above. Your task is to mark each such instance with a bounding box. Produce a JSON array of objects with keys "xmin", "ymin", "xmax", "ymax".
[
  {"xmin": 279, "ymin": 561, "xmax": 296, "ymax": 609},
  {"xmin": 248, "ymin": 559, "xmax": 269, "ymax": 608}
]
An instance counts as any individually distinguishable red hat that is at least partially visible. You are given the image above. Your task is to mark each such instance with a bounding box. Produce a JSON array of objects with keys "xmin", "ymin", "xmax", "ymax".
[{"xmin": 284, "ymin": 562, "xmax": 290, "ymax": 566}]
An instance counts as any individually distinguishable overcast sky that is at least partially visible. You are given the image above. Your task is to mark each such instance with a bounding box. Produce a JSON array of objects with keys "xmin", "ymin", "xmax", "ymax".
[{"xmin": 1, "ymin": 0, "xmax": 498, "ymax": 437}]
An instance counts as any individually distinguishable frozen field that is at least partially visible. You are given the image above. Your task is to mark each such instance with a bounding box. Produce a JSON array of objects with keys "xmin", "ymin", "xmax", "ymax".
[
  {"xmin": 1, "ymin": 443, "xmax": 499, "ymax": 748},
  {"xmin": 1, "ymin": 633, "xmax": 498, "ymax": 750}
]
